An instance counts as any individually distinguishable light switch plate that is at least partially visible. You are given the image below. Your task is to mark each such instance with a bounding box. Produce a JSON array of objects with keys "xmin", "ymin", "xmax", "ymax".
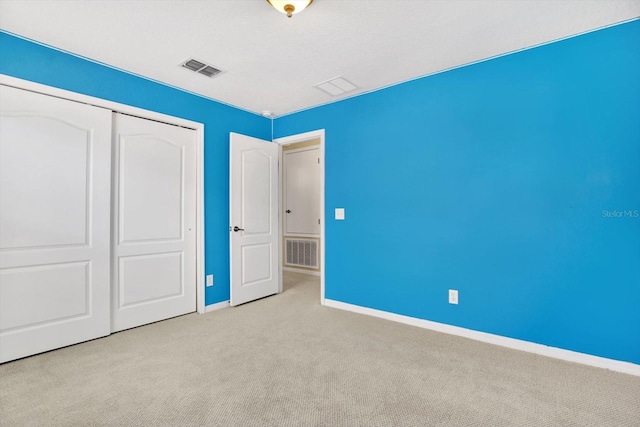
[
  {"xmin": 206, "ymin": 275, "xmax": 214, "ymax": 287},
  {"xmin": 335, "ymin": 208, "xmax": 345, "ymax": 220},
  {"xmin": 449, "ymin": 289, "xmax": 458, "ymax": 304}
]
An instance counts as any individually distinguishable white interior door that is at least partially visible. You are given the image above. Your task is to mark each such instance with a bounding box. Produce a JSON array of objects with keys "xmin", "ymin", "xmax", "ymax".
[
  {"xmin": 0, "ymin": 85, "xmax": 112, "ymax": 363},
  {"xmin": 284, "ymin": 148, "xmax": 321, "ymax": 235},
  {"xmin": 111, "ymin": 113, "xmax": 196, "ymax": 332},
  {"xmin": 230, "ymin": 133, "xmax": 279, "ymax": 306}
]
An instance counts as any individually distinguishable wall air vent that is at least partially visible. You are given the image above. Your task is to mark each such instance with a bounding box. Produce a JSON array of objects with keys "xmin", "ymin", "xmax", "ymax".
[
  {"xmin": 180, "ymin": 58, "xmax": 222, "ymax": 78},
  {"xmin": 285, "ymin": 238, "xmax": 319, "ymax": 269}
]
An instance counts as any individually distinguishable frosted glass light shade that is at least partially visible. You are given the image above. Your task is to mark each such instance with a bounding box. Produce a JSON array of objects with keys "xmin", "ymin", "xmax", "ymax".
[{"xmin": 266, "ymin": 0, "xmax": 314, "ymax": 18}]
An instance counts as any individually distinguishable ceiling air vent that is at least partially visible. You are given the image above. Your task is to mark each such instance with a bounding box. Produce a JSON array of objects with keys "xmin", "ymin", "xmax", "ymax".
[
  {"xmin": 314, "ymin": 76, "xmax": 358, "ymax": 97},
  {"xmin": 180, "ymin": 58, "xmax": 222, "ymax": 78}
]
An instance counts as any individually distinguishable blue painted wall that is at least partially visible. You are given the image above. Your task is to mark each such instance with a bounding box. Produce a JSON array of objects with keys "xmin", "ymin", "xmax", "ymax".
[
  {"xmin": 0, "ymin": 31, "xmax": 271, "ymax": 306},
  {"xmin": 275, "ymin": 21, "xmax": 640, "ymax": 364}
]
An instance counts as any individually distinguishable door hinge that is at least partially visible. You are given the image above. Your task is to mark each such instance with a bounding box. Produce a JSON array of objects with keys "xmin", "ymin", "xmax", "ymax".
[
  {"xmin": 318, "ymin": 158, "xmax": 320, "ymax": 164},
  {"xmin": 318, "ymin": 219, "xmax": 320, "ymax": 225}
]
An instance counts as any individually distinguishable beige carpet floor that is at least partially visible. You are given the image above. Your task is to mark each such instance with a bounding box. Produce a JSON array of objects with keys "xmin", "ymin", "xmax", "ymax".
[{"xmin": 0, "ymin": 272, "xmax": 638, "ymax": 426}]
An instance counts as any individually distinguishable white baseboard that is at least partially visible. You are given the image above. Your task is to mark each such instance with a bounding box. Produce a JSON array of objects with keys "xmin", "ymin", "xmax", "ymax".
[
  {"xmin": 204, "ymin": 300, "xmax": 230, "ymax": 313},
  {"xmin": 323, "ymin": 299, "xmax": 640, "ymax": 377},
  {"xmin": 283, "ymin": 267, "xmax": 321, "ymax": 277}
]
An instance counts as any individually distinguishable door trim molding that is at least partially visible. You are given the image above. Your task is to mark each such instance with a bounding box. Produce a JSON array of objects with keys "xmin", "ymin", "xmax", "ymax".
[
  {"xmin": 274, "ymin": 129, "xmax": 326, "ymax": 304},
  {"xmin": 1, "ymin": 74, "xmax": 207, "ymax": 315},
  {"xmin": 204, "ymin": 300, "xmax": 230, "ymax": 313}
]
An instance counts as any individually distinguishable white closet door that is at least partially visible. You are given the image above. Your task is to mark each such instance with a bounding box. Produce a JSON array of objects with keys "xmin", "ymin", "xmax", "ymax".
[
  {"xmin": 0, "ymin": 85, "xmax": 112, "ymax": 363},
  {"xmin": 111, "ymin": 113, "xmax": 196, "ymax": 332}
]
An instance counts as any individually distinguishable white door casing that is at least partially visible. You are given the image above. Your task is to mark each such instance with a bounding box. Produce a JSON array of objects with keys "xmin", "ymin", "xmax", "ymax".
[
  {"xmin": 274, "ymin": 130, "xmax": 325, "ymax": 302},
  {"xmin": 111, "ymin": 113, "xmax": 196, "ymax": 332},
  {"xmin": 284, "ymin": 147, "xmax": 321, "ymax": 236},
  {"xmin": 0, "ymin": 85, "xmax": 112, "ymax": 363},
  {"xmin": 229, "ymin": 133, "xmax": 279, "ymax": 306}
]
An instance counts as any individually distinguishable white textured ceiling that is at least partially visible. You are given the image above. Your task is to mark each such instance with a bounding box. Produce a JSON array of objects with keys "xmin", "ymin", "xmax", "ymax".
[{"xmin": 1, "ymin": 0, "xmax": 639, "ymax": 117}]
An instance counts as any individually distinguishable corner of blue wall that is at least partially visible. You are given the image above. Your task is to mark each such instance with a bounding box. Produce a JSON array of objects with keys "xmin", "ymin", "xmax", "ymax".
[{"xmin": 274, "ymin": 20, "xmax": 640, "ymax": 364}]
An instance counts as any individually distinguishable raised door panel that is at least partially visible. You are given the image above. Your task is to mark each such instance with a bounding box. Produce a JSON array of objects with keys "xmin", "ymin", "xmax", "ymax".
[
  {"xmin": 119, "ymin": 135, "xmax": 183, "ymax": 243},
  {"xmin": 242, "ymin": 244, "xmax": 272, "ymax": 286},
  {"xmin": 0, "ymin": 117, "xmax": 90, "ymax": 249},
  {"xmin": 119, "ymin": 252, "xmax": 183, "ymax": 307},
  {"xmin": 242, "ymin": 150, "xmax": 272, "ymax": 235},
  {"xmin": 0, "ymin": 262, "xmax": 90, "ymax": 331}
]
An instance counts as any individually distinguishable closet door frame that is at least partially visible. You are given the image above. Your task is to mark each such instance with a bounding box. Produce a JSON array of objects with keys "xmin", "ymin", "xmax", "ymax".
[{"xmin": 0, "ymin": 74, "xmax": 207, "ymax": 315}]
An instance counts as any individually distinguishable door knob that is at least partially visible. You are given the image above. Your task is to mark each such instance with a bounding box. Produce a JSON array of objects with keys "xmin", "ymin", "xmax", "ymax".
[
  {"xmin": 286, "ymin": 210, "xmax": 292, "ymax": 213},
  {"xmin": 233, "ymin": 226, "xmax": 244, "ymax": 232}
]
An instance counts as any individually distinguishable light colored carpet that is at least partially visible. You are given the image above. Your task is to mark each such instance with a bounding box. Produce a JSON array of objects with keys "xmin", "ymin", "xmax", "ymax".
[{"xmin": 0, "ymin": 272, "xmax": 638, "ymax": 426}]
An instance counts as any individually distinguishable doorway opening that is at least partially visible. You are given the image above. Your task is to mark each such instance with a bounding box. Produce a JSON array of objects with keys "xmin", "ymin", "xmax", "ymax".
[{"xmin": 275, "ymin": 130, "xmax": 325, "ymax": 304}]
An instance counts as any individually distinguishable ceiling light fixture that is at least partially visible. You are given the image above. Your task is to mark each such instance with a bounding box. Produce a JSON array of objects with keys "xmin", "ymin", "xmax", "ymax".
[{"xmin": 266, "ymin": 0, "xmax": 314, "ymax": 18}]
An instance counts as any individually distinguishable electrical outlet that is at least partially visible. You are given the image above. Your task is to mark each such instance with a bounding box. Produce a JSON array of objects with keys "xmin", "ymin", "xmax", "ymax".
[
  {"xmin": 449, "ymin": 289, "xmax": 458, "ymax": 305},
  {"xmin": 206, "ymin": 275, "xmax": 214, "ymax": 287}
]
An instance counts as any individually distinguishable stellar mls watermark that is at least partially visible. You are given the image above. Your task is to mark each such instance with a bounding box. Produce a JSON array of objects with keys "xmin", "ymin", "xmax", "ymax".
[{"xmin": 602, "ymin": 209, "xmax": 639, "ymax": 218}]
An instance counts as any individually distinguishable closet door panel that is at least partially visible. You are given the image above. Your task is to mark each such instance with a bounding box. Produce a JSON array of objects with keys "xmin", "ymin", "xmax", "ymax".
[
  {"xmin": 0, "ymin": 85, "xmax": 112, "ymax": 363},
  {"xmin": 111, "ymin": 113, "xmax": 196, "ymax": 332}
]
